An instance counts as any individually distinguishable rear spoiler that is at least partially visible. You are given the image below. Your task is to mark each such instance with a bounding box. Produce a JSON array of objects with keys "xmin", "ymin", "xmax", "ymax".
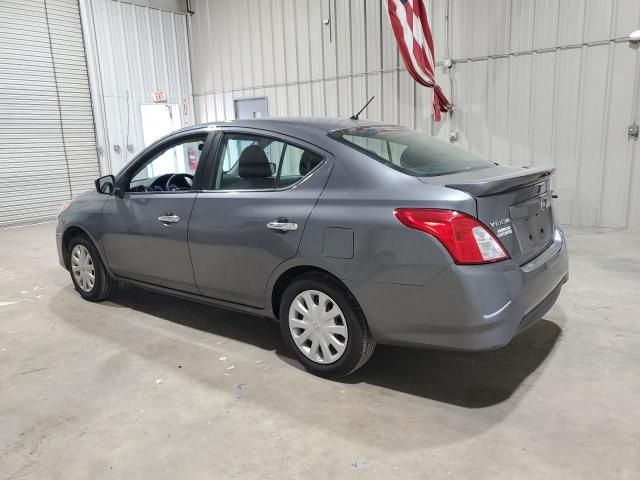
[{"xmin": 444, "ymin": 167, "xmax": 554, "ymax": 197}]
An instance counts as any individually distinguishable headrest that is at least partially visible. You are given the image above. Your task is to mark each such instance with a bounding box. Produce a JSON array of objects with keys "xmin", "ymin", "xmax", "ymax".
[
  {"xmin": 299, "ymin": 151, "xmax": 321, "ymax": 176},
  {"xmin": 399, "ymin": 146, "xmax": 423, "ymax": 169},
  {"xmin": 238, "ymin": 145, "xmax": 272, "ymax": 178}
]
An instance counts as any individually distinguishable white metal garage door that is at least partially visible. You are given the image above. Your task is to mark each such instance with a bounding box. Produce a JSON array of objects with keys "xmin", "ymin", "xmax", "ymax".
[{"xmin": 0, "ymin": 0, "xmax": 99, "ymax": 227}]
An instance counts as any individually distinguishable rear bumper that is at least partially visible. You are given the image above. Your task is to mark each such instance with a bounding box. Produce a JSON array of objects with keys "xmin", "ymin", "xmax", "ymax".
[{"xmin": 349, "ymin": 228, "xmax": 569, "ymax": 351}]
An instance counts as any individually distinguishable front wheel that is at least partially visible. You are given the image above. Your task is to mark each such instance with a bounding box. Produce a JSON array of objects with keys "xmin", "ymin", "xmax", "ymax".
[
  {"xmin": 67, "ymin": 235, "xmax": 113, "ymax": 302},
  {"xmin": 279, "ymin": 273, "xmax": 375, "ymax": 377}
]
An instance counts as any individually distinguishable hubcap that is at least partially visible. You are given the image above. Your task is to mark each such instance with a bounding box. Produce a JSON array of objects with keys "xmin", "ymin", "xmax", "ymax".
[
  {"xmin": 71, "ymin": 244, "xmax": 95, "ymax": 293},
  {"xmin": 288, "ymin": 290, "xmax": 348, "ymax": 364}
]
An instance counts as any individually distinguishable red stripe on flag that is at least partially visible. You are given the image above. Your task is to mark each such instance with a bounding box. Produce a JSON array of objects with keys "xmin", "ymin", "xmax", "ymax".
[
  {"xmin": 386, "ymin": 0, "xmax": 451, "ymax": 121},
  {"xmin": 402, "ymin": 0, "xmax": 414, "ymax": 30},
  {"xmin": 413, "ymin": 41, "xmax": 434, "ymax": 80},
  {"xmin": 414, "ymin": 0, "xmax": 435, "ymax": 58}
]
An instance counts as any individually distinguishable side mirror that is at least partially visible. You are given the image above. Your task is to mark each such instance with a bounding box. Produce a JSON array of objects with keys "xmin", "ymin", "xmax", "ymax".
[{"xmin": 95, "ymin": 175, "xmax": 116, "ymax": 195}]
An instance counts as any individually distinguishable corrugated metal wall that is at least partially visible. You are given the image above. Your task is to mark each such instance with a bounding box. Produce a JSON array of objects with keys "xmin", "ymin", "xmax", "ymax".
[
  {"xmin": 80, "ymin": 0, "xmax": 193, "ymax": 174},
  {"xmin": 188, "ymin": 0, "xmax": 640, "ymax": 229},
  {"xmin": 0, "ymin": 0, "xmax": 100, "ymax": 227}
]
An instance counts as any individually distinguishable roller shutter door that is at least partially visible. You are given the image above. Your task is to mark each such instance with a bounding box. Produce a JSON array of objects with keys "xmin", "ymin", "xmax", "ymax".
[{"xmin": 0, "ymin": 0, "xmax": 99, "ymax": 227}]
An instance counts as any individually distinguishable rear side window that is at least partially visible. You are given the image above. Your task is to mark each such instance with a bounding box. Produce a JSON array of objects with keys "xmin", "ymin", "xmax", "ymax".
[
  {"xmin": 211, "ymin": 133, "xmax": 323, "ymax": 190},
  {"xmin": 329, "ymin": 126, "xmax": 492, "ymax": 177}
]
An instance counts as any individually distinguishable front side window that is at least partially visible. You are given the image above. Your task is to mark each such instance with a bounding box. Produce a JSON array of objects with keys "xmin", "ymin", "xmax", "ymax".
[
  {"xmin": 329, "ymin": 126, "xmax": 492, "ymax": 177},
  {"xmin": 129, "ymin": 135, "xmax": 206, "ymax": 192},
  {"xmin": 211, "ymin": 133, "xmax": 322, "ymax": 190}
]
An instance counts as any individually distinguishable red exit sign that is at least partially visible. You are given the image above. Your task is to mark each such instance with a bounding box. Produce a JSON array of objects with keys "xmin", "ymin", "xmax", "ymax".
[{"xmin": 153, "ymin": 90, "xmax": 167, "ymax": 102}]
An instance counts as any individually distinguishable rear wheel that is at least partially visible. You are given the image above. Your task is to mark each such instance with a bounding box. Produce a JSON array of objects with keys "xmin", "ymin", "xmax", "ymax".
[
  {"xmin": 279, "ymin": 273, "xmax": 375, "ymax": 377},
  {"xmin": 67, "ymin": 235, "xmax": 113, "ymax": 302}
]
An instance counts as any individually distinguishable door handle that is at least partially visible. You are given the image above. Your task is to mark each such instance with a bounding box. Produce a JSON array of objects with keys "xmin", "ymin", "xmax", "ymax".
[
  {"xmin": 158, "ymin": 214, "xmax": 180, "ymax": 224},
  {"xmin": 267, "ymin": 219, "xmax": 298, "ymax": 232}
]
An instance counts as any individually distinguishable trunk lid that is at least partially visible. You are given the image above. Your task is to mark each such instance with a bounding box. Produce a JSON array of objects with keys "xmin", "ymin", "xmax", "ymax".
[{"xmin": 420, "ymin": 165, "xmax": 556, "ymax": 265}]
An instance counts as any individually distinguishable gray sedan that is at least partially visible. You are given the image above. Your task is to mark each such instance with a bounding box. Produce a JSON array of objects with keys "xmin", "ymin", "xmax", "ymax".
[{"xmin": 56, "ymin": 118, "xmax": 569, "ymax": 376}]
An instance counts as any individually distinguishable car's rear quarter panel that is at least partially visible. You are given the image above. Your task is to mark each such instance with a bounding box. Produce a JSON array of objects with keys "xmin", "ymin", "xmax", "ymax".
[{"xmin": 293, "ymin": 145, "xmax": 483, "ymax": 340}]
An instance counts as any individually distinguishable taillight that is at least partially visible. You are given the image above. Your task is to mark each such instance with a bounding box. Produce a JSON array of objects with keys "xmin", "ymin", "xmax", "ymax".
[{"xmin": 394, "ymin": 209, "xmax": 509, "ymax": 265}]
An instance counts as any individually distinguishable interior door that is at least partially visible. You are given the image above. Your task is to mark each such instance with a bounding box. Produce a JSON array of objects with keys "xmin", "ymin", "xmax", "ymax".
[
  {"xmin": 234, "ymin": 97, "xmax": 269, "ymax": 119},
  {"xmin": 140, "ymin": 103, "xmax": 182, "ymax": 146},
  {"xmin": 188, "ymin": 131, "xmax": 332, "ymax": 307},
  {"xmin": 101, "ymin": 131, "xmax": 213, "ymax": 293}
]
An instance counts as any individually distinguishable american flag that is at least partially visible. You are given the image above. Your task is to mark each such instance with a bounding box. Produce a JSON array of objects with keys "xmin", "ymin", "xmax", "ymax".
[{"xmin": 386, "ymin": 0, "xmax": 452, "ymax": 121}]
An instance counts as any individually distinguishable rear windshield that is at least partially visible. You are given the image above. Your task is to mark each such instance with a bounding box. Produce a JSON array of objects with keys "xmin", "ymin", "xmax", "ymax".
[{"xmin": 329, "ymin": 126, "xmax": 492, "ymax": 177}]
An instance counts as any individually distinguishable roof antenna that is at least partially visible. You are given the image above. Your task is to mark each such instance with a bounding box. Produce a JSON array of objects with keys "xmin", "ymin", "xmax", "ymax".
[{"xmin": 350, "ymin": 96, "xmax": 375, "ymax": 120}]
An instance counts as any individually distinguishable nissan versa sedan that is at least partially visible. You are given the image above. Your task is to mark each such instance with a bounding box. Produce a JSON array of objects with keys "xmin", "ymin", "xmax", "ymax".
[{"xmin": 56, "ymin": 118, "xmax": 569, "ymax": 376}]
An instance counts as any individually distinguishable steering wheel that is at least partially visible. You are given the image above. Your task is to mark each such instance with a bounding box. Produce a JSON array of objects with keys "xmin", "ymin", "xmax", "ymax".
[{"xmin": 165, "ymin": 173, "xmax": 194, "ymax": 191}]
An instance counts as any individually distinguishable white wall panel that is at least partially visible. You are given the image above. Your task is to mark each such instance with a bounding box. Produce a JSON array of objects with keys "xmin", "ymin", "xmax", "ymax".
[
  {"xmin": 507, "ymin": 54, "xmax": 532, "ymax": 168},
  {"xmin": 584, "ymin": 0, "xmax": 614, "ymax": 43},
  {"xmin": 573, "ymin": 44, "xmax": 610, "ymax": 227},
  {"xmin": 509, "ymin": 0, "xmax": 535, "ymax": 52},
  {"xmin": 557, "ymin": 0, "xmax": 585, "ymax": 46},
  {"xmin": 381, "ymin": 71, "xmax": 398, "ymax": 124},
  {"xmin": 529, "ymin": 52, "xmax": 555, "ymax": 168},
  {"xmin": 308, "ymin": 0, "xmax": 324, "ymax": 81},
  {"xmin": 351, "ymin": 0, "xmax": 366, "ymax": 75},
  {"xmin": 335, "ymin": 0, "xmax": 350, "ymax": 77},
  {"xmin": 365, "ymin": 0, "xmax": 382, "ymax": 72},
  {"xmin": 399, "ymin": 71, "xmax": 415, "ymax": 129},
  {"xmin": 218, "ymin": 1, "xmax": 233, "ymax": 90},
  {"xmin": 552, "ymin": 48, "xmax": 582, "ymax": 225},
  {"xmin": 283, "ymin": 0, "xmax": 298, "ymax": 85},
  {"xmin": 295, "ymin": 0, "xmax": 311, "ymax": 82},
  {"xmin": 324, "ymin": 79, "xmax": 338, "ymax": 118},
  {"xmin": 311, "ymin": 81, "xmax": 325, "ymax": 116},
  {"xmin": 469, "ymin": 0, "xmax": 491, "ymax": 58},
  {"xmin": 489, "ymin": 0, "xmax": 511, "ymax": 55},
  {"xmin": 599, "ymin": 42, "xmax": 638, "ymax": 228},
  {"xmin": 366, "ymin": 73, "xmax": 383, "ymax": 121},
  {"xmin": 238, "ymin": 0, "xmax": 254, "ymax": 88},
  {"xmin": 429, "ymin": 0, "xmax": 445, "ymax": 61},
  {"xmin": 532, "ymin": 0, "xmax": 559, "ymax": 50},
  {"xmin": 287, "ymin": 84, "xmax": 300, "ymax": 117},
  {"xmin": 337, "ymin": 77, "xmax": 352, "ymax": 118},
  {"xmin": 299, "ymin": 82, "xmax": 312, "ymax": 116},
  {"xmin": 188, "ymin": 0, "xmax": 640, "ymax": 229},
  {"xmin": 487, "ymin": 57, "xmax": 510, "ymax": 165}
]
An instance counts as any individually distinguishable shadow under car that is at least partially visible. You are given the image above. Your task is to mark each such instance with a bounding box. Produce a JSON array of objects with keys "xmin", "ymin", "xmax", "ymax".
[{"xmin": 96, "ymin": 285, "xmax": 561, "ymax": 408}]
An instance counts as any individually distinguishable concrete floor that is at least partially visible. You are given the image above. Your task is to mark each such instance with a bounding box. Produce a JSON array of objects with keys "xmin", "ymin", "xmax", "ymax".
[{"xmin": 0, "ymin": 223, "xmax": 638, "ymax": 480}]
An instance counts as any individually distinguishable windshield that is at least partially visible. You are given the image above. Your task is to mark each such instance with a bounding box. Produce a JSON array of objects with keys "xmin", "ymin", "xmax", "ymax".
[{"xmin": 329, "ymin": 126, "xmax": 492, "ymax": 177}]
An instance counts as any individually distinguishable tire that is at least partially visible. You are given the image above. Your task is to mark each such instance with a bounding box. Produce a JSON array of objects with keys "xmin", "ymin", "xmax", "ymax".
[
  {"xmin": 67, "ymin": 234, "xmax": 114, "ymax": 302},
  {"xmin": 279, "ymin": 272, "xmax": 375, "ymax": 377}
]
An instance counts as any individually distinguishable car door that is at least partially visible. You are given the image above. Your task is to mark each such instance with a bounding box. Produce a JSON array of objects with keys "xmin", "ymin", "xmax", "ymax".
[
  {"xmin": 100, "ymin": 129, "xmax": 214, "ymax": 293},
  {"xmin": 188, "ymin": 129, "xmax": 333, "ymax": 307}
]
